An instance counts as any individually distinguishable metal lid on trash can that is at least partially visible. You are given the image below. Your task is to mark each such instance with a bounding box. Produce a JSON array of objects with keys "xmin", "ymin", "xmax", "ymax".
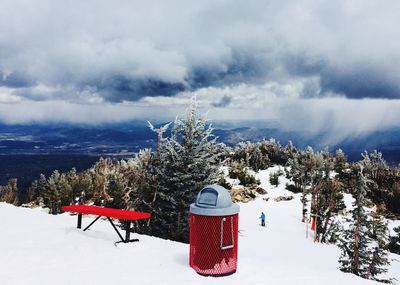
[{"xmin": 190, "ymin": 184, "xmax": 240, "ymax": 216}]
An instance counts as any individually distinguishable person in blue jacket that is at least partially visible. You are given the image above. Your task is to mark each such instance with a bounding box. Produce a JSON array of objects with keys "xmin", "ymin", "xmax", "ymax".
[{"xmin": 260, "ymin": 212, "xmax": 266, "ymax": 227}]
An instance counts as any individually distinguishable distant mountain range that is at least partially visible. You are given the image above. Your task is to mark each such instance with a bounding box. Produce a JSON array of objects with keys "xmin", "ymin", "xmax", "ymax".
[
  {"xmin": 1, "ymin": 122, "xmax": 400, "ymax": 164},
  {"xmin": 0, "ymin": 122, "xmax": 155, "ymax": 155},
  {"xmin": 1, "ymin": 121, "xmax": 400, "ymax": 196}
]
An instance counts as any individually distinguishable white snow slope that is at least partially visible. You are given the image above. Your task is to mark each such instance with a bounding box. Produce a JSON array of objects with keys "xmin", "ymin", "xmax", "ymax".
[{"xmin": 1, "ymin": 167, "xmax": 399, "ymax": 285}]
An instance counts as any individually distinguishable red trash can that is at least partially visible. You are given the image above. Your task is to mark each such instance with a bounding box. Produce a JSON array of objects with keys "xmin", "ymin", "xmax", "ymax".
[{"xmin": 189, "ymin": 185, "xmax": 240, "ymax": 276}]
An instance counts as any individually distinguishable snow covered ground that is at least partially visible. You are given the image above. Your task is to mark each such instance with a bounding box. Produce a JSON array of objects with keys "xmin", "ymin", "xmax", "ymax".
[{"xmin": 1, "ymin": 167, "xmax": 399, "ymax": 284}]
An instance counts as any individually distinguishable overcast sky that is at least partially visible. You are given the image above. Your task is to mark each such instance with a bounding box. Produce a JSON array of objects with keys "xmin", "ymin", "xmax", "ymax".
[{"xmin": 1, "ymin": 0, "xmax": 400, "ymax": 143}]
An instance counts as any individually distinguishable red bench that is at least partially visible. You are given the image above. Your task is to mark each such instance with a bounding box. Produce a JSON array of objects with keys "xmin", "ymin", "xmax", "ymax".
[{"xmin": 61, "ymin": 205, "xmax": 151, "ymax": 243}]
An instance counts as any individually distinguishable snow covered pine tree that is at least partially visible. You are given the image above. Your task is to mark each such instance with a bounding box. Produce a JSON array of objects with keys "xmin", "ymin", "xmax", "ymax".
[
  {"xmin": 339, "ymin": 167, "xmax": 391, "ymax": 282},
  {"xmin": 149, "ymin": 98, "xmax": 220, "ymax": 242},
  {"xmin": 287, "ymin": 147, "xmax": 322, "ymax": 222},
  {"xmin": 389, "ymin": 226, "xmax": 400, "ymax": 255},
  {"xmin": 339, "ymin": 168, "xmax": 373, "ymax": 278},
  {"xmin": 367, "ymin": 212, "xmax": 391, "ymax": 282},
  {"xmin": 311, "ymin": 151, "xmax": 345, "ymax": 243}
]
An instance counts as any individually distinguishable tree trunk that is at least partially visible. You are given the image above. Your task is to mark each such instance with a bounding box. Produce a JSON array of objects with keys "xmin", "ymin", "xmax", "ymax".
[
  {"xmin": 320, "ymin": 211, "xmax": 331, "ymax": 243},
  {"xmin": 301, "ymin": 181, "xmax": 307, "ymax": 222},
  {"xmin": 353, "ymin": 219, "xmax": 360, "ymax": 275}
]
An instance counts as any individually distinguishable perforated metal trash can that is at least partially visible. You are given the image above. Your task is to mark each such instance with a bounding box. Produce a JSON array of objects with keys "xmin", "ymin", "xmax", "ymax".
[{"xmin": 189, "ymin": 185, "xmax": 240, "ymax": 276}]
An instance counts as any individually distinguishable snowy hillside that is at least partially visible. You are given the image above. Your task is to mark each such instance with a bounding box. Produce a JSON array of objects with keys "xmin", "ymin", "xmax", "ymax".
[{"xmin": 1, "ymin": 168, "xmax": 399, "ymax": 285}]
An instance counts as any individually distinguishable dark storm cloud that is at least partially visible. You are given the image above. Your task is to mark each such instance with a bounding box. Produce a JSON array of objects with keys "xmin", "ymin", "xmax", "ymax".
[
  {"xmin": 0, "ymin": 71, "xmax": 36, "ymax": 88},
  {"xmin": 283, "ymin": 55, "xmax": 400, "ymax": 99},
  {"xmin": 211, "ymin": 95, "xmax": 233, "ymax": 108},
  {"xmin": 65, "ymin": 50, "xmax": 271, "ymax": 101},
  {"xmin": 187, "ymin": 51, "xmax": 270, "ymax": 90},
  {"xmin": 319, "ymin": 67, "xmax": 400, "ymax": 99},
  {"xmin": 92, "ymin": 76, "xmax": 186, "ymax": 102}
]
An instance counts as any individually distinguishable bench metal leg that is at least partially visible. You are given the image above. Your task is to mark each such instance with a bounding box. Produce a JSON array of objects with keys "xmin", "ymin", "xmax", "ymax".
[
  {"xmin": 125, "ymin": 220, "xmax": 131, "ymax": 242},
  {"xmin": 83, "ymin": 216, "xmax": 101, "ymax": 231},
  {"xmin": 77, "ymin": 214, "xmax": 82, "ymax": 229},
  {"xmin": 107, "ymin": 217, "xmax": 125, "ymax": 243},
  {"xmin": 76, "ymin": 214, "xmax": 140, "ymax": 244}
]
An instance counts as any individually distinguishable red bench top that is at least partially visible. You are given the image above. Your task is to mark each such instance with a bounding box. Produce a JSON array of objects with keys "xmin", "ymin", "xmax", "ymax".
[{"xmin": 61, "ymin": 205, "xmax": 151, "ymax": 220}]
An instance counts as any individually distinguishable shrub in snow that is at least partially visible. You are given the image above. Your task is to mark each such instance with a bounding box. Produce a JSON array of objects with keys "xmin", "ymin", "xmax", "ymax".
[
  {"xmin": 269, "ymin": 171, "xmax": 280, "ymax": 187},
  {"xmin": 274, "ymin": 195, "xmax": 293, "ymax": 202},
  {"xmin": 29, "ymin": 156, "xmax": 148, "ymax": 214},
  {"xmin": 228, "ymin": 141, "xmax": 271, "ymax": 172},
  {"xmin": 0, "ymin": 178, "xmax": 19, "ymax": 205},
  {"xmin": 388, "ymin": 226, "xmax": 400, "ymax": 255},
  {"xmin": 224, "ymin": 139, "xmax": 296, "ymax": 172},
  {"xmin": 285, "ymin": 183, "xmax": 302, "ymax": 193},
  {"xmin": 229, "ymin": 160, "xmax": 260, "ymax": 187},
  {"xmin": 255, "ymin": 186, "xmax": 267, "ymax": 195},
  {"xmin": 214, "ymin": 176, "xmax": 233, "ymax": 190}
]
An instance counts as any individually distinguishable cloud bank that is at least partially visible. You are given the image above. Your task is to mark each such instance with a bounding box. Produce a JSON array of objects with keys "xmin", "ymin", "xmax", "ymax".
[{"xmin": 0, "ymin": 0, "xmax": 400, "ymax": 143}]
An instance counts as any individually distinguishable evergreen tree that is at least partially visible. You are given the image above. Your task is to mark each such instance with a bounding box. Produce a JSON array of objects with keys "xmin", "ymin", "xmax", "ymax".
[
  {"xmin": 312, "ymin": 151, "xmax": 345, "ymax": 243},
  {"xmin": 283, "ymin": 140, "xmax": 297, "ymax": 161},
  {"xmin": 119, "ymin": 155, "xmax": 149, "ymax": 211},
  {"xmin": 389, "ymin": 226, "xmax": 400, "ymax": 254},
  {"xmin": 287, "ymin": 151, "xmax": 307, "ymax": 220},
  {"xmin": 134, "ymin": 149, "xmax": 163, "ymax": 213},
  {"xmin": 360, "ymin": 150, "xmax": 387, "ymax": 181},
  {"xmin": 367, "ymin": 212, "xmax": 391, "ymax": 282},
  {"xmin": 28, "ymin": 174, "xmax": 47, "ymax": 203},
  {"xmin": 313, "ymin": 178, "xmax": 345, "ymax": 243},
  {"xmin": 262, "ymin": 139, "xmax": 286, "ymax": 165},
  {"xmin": 42, "ymin": 170, "xmax": 62, "ymax": 214},
  {"xmin": 105, "ymin": 172, "xmax": 127, "ymax": 209},
  {"xmin": 57, "ymin": 172, "xmax": 72, "ymax": 208},
  {"xmin": 90, "ymin": 158, "xmax": 113, "ymax": 206},
  {"xmin": 339, "ymin": 168, "xmax": 373, "ymax": 278},
  {"xmin": 286, "ymin": 151, "xmax": 303, "ymax": 191},
  {"xmin": 64, "ymin": 168, "xmax": 79, "ymax": 204},
  {"xmin": 334, "ymin": 149, "xmax": 347, "ymax": 174},
  {"xmin": 288, "ymin": 147, "xmax": 323, "ymax": 222},
  {"xmin": 73, "ymin": 171, "xmax": 93, "ymax": 204},
  {"xmin": 150, "ymin": 98, "xmax": 220, "ymax": 242},
  {"xmin": 230, "ymin": 141, "xmax": 270, "ymax": 171}
]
